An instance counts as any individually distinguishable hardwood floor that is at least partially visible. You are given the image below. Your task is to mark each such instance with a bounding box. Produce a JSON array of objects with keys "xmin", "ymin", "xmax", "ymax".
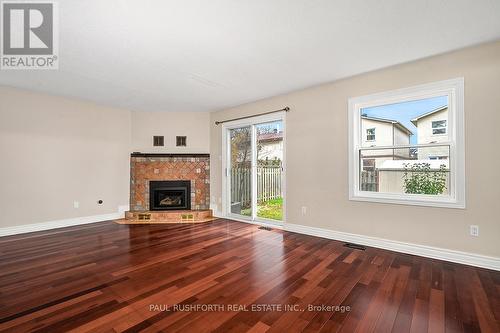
[{"xmin": 0, "ymin": 219, "xmax": 499, "ymax": 333}]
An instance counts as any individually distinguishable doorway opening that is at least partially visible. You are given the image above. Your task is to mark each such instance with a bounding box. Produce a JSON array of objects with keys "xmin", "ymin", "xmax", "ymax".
[{"xmin": 223, "ymin": 113, "xmax": 285, "ymax": 225}]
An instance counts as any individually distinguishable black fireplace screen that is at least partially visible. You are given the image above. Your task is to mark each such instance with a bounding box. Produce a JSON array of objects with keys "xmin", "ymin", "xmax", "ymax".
[{"xmin": 149, "ymin": 181, "xmax": 191, "ymax": 211}]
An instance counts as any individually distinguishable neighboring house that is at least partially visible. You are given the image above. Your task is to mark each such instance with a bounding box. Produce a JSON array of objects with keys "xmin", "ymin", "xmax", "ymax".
[
  {"xmin": 411, "ymin": 105, "xmax": 449, "ymax": 159},
  {"xmin": 360, "ymin": 116, "xmax": 413, "ymax": 169},
  {"xmin": 369, "ymin": 106, "xmax": 450, "ymax": 194},
  {"xmin": 257, "ymin": 130, "xmax": 283, "ymax": 161}
]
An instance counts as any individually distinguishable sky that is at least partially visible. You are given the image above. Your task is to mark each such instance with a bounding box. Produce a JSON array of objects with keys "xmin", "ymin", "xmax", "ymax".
[
  {"xmin": 257, "ymin": 121, "xmax": 282, "ymax": 133},
  {"xmin": 362, "ymin": 95, "xmax": 448, "ymax": 144}
]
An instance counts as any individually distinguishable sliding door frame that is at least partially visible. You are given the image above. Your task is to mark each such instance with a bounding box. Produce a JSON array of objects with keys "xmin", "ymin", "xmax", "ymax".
[{"xmin": 221, "ymin": 112, "xmax": 286, "ymax": 226}]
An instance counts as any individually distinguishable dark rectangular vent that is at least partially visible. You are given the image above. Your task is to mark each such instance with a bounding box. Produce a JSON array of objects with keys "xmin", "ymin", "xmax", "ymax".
[
  {"xmin": 153, "ymin": 136, "xmax": 164, "ymax": 146},
  {"xmin": 343, "ymin": 243, "xmax": 366, "ymax": 251},
  {"xmin": 176, "ymin": 136, "xmax": 187, "ymax": 147},
  {"xmin": 258, "ymin": 226, "xmax": 272, "ymax": 231}
]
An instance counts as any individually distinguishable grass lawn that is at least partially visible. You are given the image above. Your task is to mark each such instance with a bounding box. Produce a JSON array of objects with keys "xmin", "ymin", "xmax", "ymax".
[
  {"xmin": 258, "ymin": 197, "xmax": 283, "ymax": 221},
  {"xmin": 240, "ymin": 197, "xmax": 283, "ymax": 221}
]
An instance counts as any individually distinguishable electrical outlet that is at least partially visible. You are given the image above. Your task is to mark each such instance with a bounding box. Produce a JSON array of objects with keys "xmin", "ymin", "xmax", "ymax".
[
  {"xmin": 470, "ymin": 225, "xmax": 479, "ymax": 237},
  {"xmin": 301, "ymin": 206, "xmax": 307, "ymax": 216},
  {"xmin": 73, "ymin": 201, "xmax": 79, "ymax": 209}
]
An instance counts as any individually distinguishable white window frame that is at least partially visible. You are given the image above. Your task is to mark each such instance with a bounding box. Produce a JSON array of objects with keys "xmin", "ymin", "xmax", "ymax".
[
  {"xmin": 348, "ymin": 78, "xmax": 465, "ymax": 209},
  {"xmin": 366, "ymin": 128, "xmax": 376, "ymax": 141},
  {"xmin": 432, "ymin": 120, "xmax": 447, "ymax": 135}
]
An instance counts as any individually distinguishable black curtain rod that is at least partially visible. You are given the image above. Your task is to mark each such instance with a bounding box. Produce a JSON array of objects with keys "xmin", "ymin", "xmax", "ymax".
[{"xmin": 214, "ymin": 107, "xmax": 290, "ymax": 125}]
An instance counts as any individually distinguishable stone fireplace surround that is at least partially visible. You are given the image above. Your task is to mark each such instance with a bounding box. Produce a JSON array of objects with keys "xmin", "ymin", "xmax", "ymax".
[{"xmin": 130, "ymin": 153, "xmax": 210, "ymax": 211}]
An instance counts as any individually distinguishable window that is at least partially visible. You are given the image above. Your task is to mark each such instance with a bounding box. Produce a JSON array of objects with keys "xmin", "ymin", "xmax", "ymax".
[
  {"xmin": 176, "ymin": 136, "xmax": 187, "ymax": 147},
  {"xmin": 348, "ymin": 78, "xmax": 465, "ymax": 208},
  {"xmin": 362, "ymin": 158, "xmax": 375, "ymax": 170},
  {"xmin": 153, "ymin": 136, "xmax": 164, "ymax": 146},
  {"xmin": 432, "ymin": 120, "xmax": 447, "ymax": 135},
  {"xmin": 366, "ymin": 128, "xmax": 376, "ymax": 141}
]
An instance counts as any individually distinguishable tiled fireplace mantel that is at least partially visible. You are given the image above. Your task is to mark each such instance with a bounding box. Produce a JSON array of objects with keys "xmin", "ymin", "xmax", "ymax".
[{"xmin": 130, "ymin": 153, "xmax": 210, "ymax": 211}]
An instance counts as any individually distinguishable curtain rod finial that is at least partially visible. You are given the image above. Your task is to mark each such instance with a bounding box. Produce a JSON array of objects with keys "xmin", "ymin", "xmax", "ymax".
[{"xmin": 284, "ymin": 106, "xmax": 290, "ymax": 111}]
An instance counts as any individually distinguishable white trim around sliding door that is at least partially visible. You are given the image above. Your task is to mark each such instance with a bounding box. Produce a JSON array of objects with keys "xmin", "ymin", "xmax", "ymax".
[{"xmin": 221, "ymin": 111, "xmax": 286, "ymax": 226}]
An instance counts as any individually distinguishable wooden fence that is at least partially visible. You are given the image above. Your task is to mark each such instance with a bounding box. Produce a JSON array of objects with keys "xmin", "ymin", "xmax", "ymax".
[
  {"xmin": 360, "ymin": 170, "xmax": 379, "ymax": 192},
  {"xmin": 231, "ymin": 166, "xmax": 282, "ymax": 206}
]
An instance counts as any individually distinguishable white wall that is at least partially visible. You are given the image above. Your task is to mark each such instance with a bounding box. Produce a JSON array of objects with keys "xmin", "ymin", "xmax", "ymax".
[
  {"xmin": 210, "ymin": 41, "xmax": 500, "ymax": 258},
  {"xmin": 393, "ymin": 126, "xmax": 411, "ymax": 159},
  {"xmin": 378, "ymin": 169, "xmax": 450, "ymax": 195},
  {"xmin": 259, "ymin": 141, "xmax": 283, "ymax": 161},
  {"xmin": 361, "ymin": 119, "xmax": 395, "ymax": 162},
  {"xmin": 0, "ymin": 88, "xmax": 212, "ymax": 231},
  {"xmin": 361, "ymin": 119, "xmax": 393, "ymax": 147},
  {"xmin": 131, "ymin": 111, "xmax": 210, "ymax": 153},
  {"xmin": 393, "ymin": 126, "xmax": 410, "ymax": 146},
  {"xmin": 417, "ymin": 108, "xmax": 449, "ymax": 144},
  {"xmin": 416, "ymin": 108, "xmax": 449, "ymax": 159},
  {"xmin": 0, "ymin": 87, "xmax": 132, "ymax": 228},
  {"xmin": 361, "ymin": 119, "xmax": 410, "ymax": 164}
]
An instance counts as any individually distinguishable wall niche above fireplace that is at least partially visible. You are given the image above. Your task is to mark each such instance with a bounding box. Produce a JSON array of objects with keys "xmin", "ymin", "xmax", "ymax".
[{"xmin": 150, "ymin": 180, "xmax": 191, "ymax": 211}]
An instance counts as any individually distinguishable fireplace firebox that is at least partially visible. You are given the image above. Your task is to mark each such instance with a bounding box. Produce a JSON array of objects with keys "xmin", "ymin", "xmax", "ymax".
[{"xmin": 149, "ymin": 181, "xmax": 191, "ymax": 211}]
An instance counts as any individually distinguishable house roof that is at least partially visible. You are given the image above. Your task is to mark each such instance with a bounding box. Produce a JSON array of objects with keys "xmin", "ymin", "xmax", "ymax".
[
  {"xmin": 258, "ymin": 131, "xmax": 283, "ymax": 142},
  {"xmin": 361, "ymin": 116, "xmax": 413, "ymax": 135},
  {"xmin": 410, "ymin": 105, "xmax": 448, "ymax": 126}
]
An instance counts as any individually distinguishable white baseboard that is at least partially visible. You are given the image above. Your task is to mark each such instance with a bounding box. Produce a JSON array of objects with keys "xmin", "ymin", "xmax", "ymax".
[
  {"xmin": 284, "ymin": 223, "xmax": 500, "ymax": 271},
  {"xmin": 0, "ymin": 207, "xmax": 128, "ymax": 237},
  {"xmin": 186, "ymin": 213, "xmax": 500, "ymax": 271},
  {"xmin": 11, "ymin": 209, "xmax": 496, "ymax": 271},
  {"xmin": 118, "ymin": 205, "xmax": 130, "ymax": 214}
]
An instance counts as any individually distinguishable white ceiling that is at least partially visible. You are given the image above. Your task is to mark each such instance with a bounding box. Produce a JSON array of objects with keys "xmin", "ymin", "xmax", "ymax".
[{"xmin": 1, "ymin": 0, "xmax": 500, "ymax": 112}]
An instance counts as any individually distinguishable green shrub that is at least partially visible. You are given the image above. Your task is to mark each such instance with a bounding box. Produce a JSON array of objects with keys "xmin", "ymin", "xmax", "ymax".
[{"xmin": 402, "ymin": 163, "xmax": 447, "ymax": 195}]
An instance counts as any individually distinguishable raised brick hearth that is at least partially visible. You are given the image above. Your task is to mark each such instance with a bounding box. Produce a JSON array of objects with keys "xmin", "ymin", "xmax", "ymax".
[{"xmin": 130, "ymin": 153, "xmax": 210, "ymax": 211}]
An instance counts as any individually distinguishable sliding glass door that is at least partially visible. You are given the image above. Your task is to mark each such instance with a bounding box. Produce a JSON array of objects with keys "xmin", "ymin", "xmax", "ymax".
[{"xmin": 224, "ymin": 115, "xmax": 285, "ymax": 225}]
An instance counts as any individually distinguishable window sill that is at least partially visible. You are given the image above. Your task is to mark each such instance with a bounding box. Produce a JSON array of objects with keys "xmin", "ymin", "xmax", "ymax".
[{"xmin": 349, "ymin": 191, "xmax": 465, "ymax": 209}]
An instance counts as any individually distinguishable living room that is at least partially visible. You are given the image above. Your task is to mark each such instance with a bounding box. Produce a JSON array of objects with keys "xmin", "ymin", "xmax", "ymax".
[{"xmin": 1, "ymin": 1, "xmax": 499, "ymax": 332}]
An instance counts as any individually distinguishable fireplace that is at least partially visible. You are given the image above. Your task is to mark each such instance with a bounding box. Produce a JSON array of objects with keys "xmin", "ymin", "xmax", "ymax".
[{"xmin": 149, "ymin": 180, "xmax": 191, "ymax": 211}]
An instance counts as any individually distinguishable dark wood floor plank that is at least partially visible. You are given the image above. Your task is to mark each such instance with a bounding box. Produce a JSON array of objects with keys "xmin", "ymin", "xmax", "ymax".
[
  {"xmin": 443, "ymin": 264, "xmax": 464, "ymax": 333},
  {"xmin": 0, "ymin": 219, "xmax": 499, "ymax": 332}
]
